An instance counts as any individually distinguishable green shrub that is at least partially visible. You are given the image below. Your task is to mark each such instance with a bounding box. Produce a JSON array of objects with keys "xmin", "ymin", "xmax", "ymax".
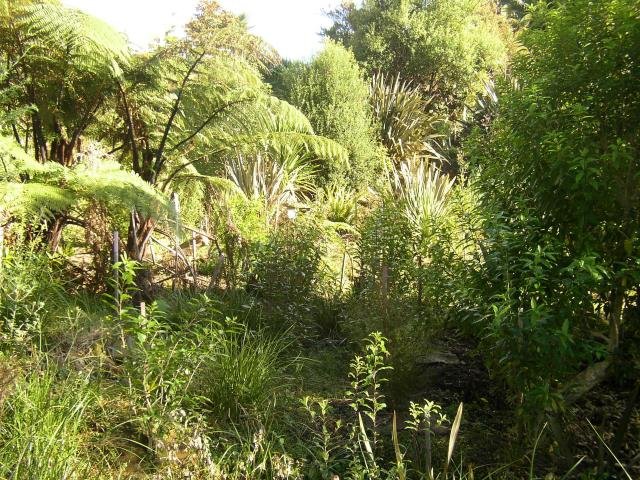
[
  {"xmin": 272, "ymin": 40, "xmax": 385, "ymax": 190},
  {"xmin": 250, "ymin": 217, "xmax": 326, "ymax": 308},
  {"xmin": 0, "ymin": 248, "xmax": 67, "ymax": 348}
]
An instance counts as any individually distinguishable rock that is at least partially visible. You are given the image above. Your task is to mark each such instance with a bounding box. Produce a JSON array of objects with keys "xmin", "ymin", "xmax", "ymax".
[{"xmin": 416, "ymin": 350, "xmax": 463, "ymax": 366}]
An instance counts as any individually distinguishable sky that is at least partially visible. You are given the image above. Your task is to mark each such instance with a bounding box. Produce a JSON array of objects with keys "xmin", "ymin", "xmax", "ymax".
[{"xmin": 63, "ymin": 0, "xmax": 344, "ymax": 60}]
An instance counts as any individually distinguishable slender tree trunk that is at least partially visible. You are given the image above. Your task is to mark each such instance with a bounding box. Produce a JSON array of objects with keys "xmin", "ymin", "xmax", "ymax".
[
  {"xmin": 381, "ymin": 260, "xmax": 389, "ymax": 336},
  {"xmin": 46, "ymin": 214, "xmax": 66, "ymax": 252},
  {"xmin": 608, "ymin": 287, "xmax": 624, "ymax": 353},
  {"xmin": 417, "ymin": 252, "xmax": 423, "ymax": 305},
  {"xmin": 612, "ymin": 381, "xmax": 640, "ymax": 457},
  {"xmin": 11, "ymin": 123, "xmax": 21, "ymax": 147},
  {"xmin": 126, "ymin": 212, "xmax": 155, "ymax": 301}
]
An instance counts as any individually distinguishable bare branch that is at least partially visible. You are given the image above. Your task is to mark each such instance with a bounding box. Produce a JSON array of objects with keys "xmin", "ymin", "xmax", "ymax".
[{"xmin": 152, "ymin": 51, "xmax": 207, "ymax": 181}]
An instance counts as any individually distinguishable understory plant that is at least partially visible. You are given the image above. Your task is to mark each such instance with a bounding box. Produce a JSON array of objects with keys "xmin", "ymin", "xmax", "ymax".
[
  {"xmin": 301, "ymin": 333, "xmax": 466, "ymax": 480},
  {"xmin": 0, "ymin": 247, "xmax": 67, "ymax": 349},
  {"xmin": 0, "ymin": 368, "xmax": 93, "ymax": 480}
]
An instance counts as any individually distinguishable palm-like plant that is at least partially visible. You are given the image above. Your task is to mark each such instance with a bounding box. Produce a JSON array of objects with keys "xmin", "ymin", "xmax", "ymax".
[
  {"xmin": 226, "ymin": 149, "xmax": 316, "ymax": 224},
  {"xmin": 322, "ymin": 184, "xmax": 358, "ymax": 225},
  {"xmin": 388, "ymin": 158, "xmax": 455, "ymax": 238},
  {"xmin": 370, "ymin": 72, "xmax": 441, "ymax": 163},
  {"xmin": 385, "ymin": 158, "xmax": 455, "ymax": 303},
  {"xmin": 220, "ymin": 97, "xmax": 346, "ymax": 224},
  {"xmin": 0, "ymin": 0, "xmax": 130, "ymax": 164}
]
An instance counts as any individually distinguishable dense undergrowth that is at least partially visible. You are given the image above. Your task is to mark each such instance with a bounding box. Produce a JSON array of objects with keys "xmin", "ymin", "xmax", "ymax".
[
  {"xmin": 0, "ymin": 216, "xmax": 636, "ymax": 479},
  {"xmin": 1, "ymin": 0, "xmax": 639, "ymax": 478}
]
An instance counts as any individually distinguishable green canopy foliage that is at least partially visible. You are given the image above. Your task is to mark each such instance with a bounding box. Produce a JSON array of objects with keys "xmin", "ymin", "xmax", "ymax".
[
  {"xmin": 185, "ymin": 0, "xmax": 280, "ymax": 70},
  {"xmin": 271, "ymin": 40, "xmax": 384, "ymax": 189},
  {"xmin": 325, "ymin": 0, "xmax": 512, "ymax": 113}
]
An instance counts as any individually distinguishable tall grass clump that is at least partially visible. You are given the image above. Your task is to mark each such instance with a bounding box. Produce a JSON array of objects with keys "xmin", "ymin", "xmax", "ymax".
[
  {"xmin": 0, "ymin": 368, "xmax": 92, "ymax": 479},
  {"xmin": 191, "ymin": 322, "xmax": 295, "ymax": 422}
]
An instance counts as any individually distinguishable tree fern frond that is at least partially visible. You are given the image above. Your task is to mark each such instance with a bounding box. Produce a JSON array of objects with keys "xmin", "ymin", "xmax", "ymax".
[
  {"xmin": 230, "ymin": 131, "xmax": 348, "ymax": 165},
  {"xmin": 0, "ymin": 135, "xmax": 49, "ymax": 178},
  {"xmin": 70, "ymin": 159, "xmax": 167, "ymax": 217},
  {"xmin": 10, "ymin": 2, "xmax": 130, "ymax": 70},
  {"xmin": 0, "ymin": 137, "xmax": 167, "ymax": 221},
  {"xmin": 170, "ymin": 172, "xmax": 242, "ymax": 195},
  {"xmin": 257, "ymin": 96, "xmax": 314, "ymax": 134},
  {"xmin": 0, "ymin": 182, "xmax": 74, "ymax": 220}
]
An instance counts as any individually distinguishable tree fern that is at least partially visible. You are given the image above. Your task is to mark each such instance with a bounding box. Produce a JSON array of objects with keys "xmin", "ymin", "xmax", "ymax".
[
  {"xmin": 185, "ymin": 0, "xmax": 280, "ymax": 71},
  {"xmin": 0, "ymin": 0, "xmax": 131, "ymax": 163},
  {"xmin": 0, "ymin": 136, "xmax": 167, "ymax": 222}
]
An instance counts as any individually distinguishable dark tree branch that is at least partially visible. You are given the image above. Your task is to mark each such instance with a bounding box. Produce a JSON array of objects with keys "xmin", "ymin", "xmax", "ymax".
[
  {"xmin": 167, "ymin": 97, "xmax": 250, "ymax": 155},
  {"xmin": 11, "ymin": 123, "xmax": 22, "ymax": 147},
  {"xmin": 69, "ymin": 97, "xmax": 104, "ymax": 156},
  {"xmin": 108, "ymin": 143, "xmax": 125, "ymax": 155},
  {"xmin": 152, "ymin": 51, "xmax": 206, "ymax": 182},
  {"xmin": 160, "ymin": 148, "xmax": 225, "ymax": 192},
  {"xmin": 117, "ymin": 81, "xmax": 140, "ymax": 173},
  {"xmin": 65, "ymin": 216, "xmax": 87, "ymax": 228}
]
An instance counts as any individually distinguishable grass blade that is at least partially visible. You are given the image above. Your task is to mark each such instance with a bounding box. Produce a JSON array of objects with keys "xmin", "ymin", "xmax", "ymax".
[
  {"xmin": 587, "ymin": 419, "xmax": 633, "ymax": 480},
  {"xmin": 392, "ymin": 411, "xmax": 406, "ymax": 480},
  {"xmin": 447, "ymin": 402, "xmax": 464, "ymax": 469}
]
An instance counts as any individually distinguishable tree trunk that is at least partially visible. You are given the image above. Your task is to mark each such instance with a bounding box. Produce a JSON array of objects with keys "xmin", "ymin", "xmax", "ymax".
[
  {"xmin": 608, "ymin": 287, "xmax": 624, "ymax": 353},
  {"xmin": 46, "ymin": 214, "xmax": 66, "ymax": 252},
  {"xmin": 126, "ymin": 212, "xmax": 155, "ymax": 301},
  {"xmin": 612, "ymin": 381, "xmax": 640, "ymax": 457}
]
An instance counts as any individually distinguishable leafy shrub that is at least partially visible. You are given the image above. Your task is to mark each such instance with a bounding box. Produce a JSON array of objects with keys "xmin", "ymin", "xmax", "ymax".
[
  {"xmin": 0, "ymin": 248, "xmax": 66, "ymax": 347},
  {"xmin": 460, "ymin": 0, "xmax": 640, "ymax": 429},
  {"xmin": 273, "ymin": 40, "xmax": 385, "ymax": 190},
  {"xmin": 250, "ymin": 217, "xmax": 326, "ymax": 309}
]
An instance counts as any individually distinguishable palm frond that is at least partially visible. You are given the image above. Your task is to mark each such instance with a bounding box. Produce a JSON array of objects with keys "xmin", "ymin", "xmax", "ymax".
[
  {"xmin": 388, "ymin": 158, "xmax": 456, "ymax": 237},
  {"xmin": 370, "ymin": 72, "xmax": 440, "ymax": 162}
]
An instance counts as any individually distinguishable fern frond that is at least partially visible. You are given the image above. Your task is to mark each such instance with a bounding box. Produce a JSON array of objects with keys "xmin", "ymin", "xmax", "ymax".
[
  {"xmin": 257, "ymin": 96, "xmax": 314, "ymax": 134},
  {"xmin": 10, "ymin": 2, "xmax": 130, "ymax": 71},
  {"xmin": 170, "ymin": 172, "xmax": 242, "ymax": 195},
  {"xmin": 230, "ymin": 131, "xmax": 348, "ymax": 165},
  {"xmin": 0, "ymin": 182, "xmax": 74, "ymax": 220},
  {"xmin": 0, "ymin": 137, "xmax": 167, "ymax": 221}
]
